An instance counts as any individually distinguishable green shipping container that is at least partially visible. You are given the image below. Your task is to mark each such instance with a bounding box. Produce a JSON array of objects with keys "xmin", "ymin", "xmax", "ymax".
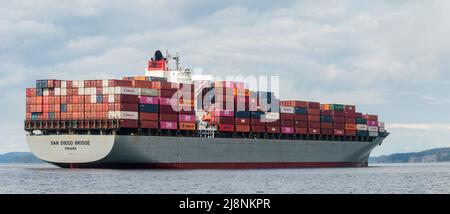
[{"xmin": 330, "ymin": 104, "xmax": 344, "ymax": 111}]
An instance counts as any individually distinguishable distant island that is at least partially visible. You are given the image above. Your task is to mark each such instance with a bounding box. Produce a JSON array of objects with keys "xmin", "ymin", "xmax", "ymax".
[
  {"xmin": 1, "ymin": 148, "xmax": 450, "ymax": 164},
  {"xmin": 370, "ymin": 147, "xmax": 450, "ymax": 163},
  {"xmin": 0, "ymin": 152, "xmax": 44, "ymax": 163}
]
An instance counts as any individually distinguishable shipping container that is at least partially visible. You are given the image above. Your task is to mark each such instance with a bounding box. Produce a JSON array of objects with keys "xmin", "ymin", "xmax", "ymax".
[
  {"xmin": 178, "ymin": 114, "xmax": 196, "ymax": 122},
  {"xmin": 307, "ymin": 115, "xmax": 320, "ymax": 122},
  {"xmin": 308, "ymin": 122, "xmax": 321, "ymax": 128},
  {"xmin": 236, "ymin": 125, "xmax": 250, "ymax": 132},
  {"xmin": 139, "ymin": 112, "xmax": 158, "ymax": 121},
  {"xmin": 281, "ymin": 126, "xmax": 294, "ymax": 134},
  {"xmin": 294, "ymin": 121, "xmax": 308, "ymax": 128},
  {"xmin": 356, "ymin": 130, "xmax": 368, "ymax": 137},
  {"xmin": 235, "ymin": 118, "xmax": 250, "ymax": 125},
  {"xmin": 308, "ymin": 128, "xmax": 320, "ymax": 135},
  {"xmin": 333, "ymin": 123, "xmax": 345, "ymax": 129},
  {"xmin": 368, "ymin": 131, "xmax": 379, "ymax": 137},
  {"xmin": 356, "ymin": 124, "xmax": 368, "ymax": 131},
  {"xmin": 160, "ymin": 113, "xmax": 178, "ymax": 122},
  {"xmin": 219, "ymin": 124, "xmax": 234, "ymax": 132},
  {"xmin": 160, "ymin": 121, "xmax": 178, "ymax": 130},
  {"xmin": 321, "ymin": 122, "xmax": 333, "ymax": 129},
  {"xmin": 139, "ymin": 96, "xmax": 158, "ymax": 104},
  {"xmin": 235, "ymin": 111, "xmax": 251, "ymax": 118},
  {"xmin": 321, "ymin": 128, "xmax": 333, "ymax": 135},
  {"xmin": 266, "ymin": 126, "xmax": 280, "ymax": 134},
  {"xmin": 139, "ymin": 104, "xmax": 159, "ymax": 113},
  {"xmin": 295, "ymin": 127, "xmax": 308, "ymax": 134},
  {"xmin": 346, "ymin": 130, "xmax": 356, "ymax": 136},
  {"xmin": 334, "ymin": 129, "xmax": 345, "ymax": 136},
  {"xmin": 251, "ymin": 125, "xmax": 266, "ymax": 133},
  {"xmin": 280, "ymin": 113, "xmax": 294, "ymax": 121},
  {"xmin": 280, "ymin": 120, "xmax": 294, "ymax": 126},
  {"xmin": 294, "ymin": 114, "xmax": 307, "ymax": 121},
  {"xmin": 280, "ymin": 100, "xmax": 308, "ymax": 108},
  {"xmin": 118, "ymin": 120, "xmax": 138, "ymax": 128},
  {"xmin": 140, "ymin": 121, "xmax": 158, "ymax": 129},
  {"xmin": 345, "ymin": 124, "xmax": 356, "ymax": 130},
  {"xmin": 307, "ymin": 109, "xmax": 320, "ymax": 115},
  {"xmin": 308, "ymin": 102, "xmax": 320, "ymax": 109},
  {"xmin": 179, "ymin": 122, "xmax": 196, "ymax": 131}
]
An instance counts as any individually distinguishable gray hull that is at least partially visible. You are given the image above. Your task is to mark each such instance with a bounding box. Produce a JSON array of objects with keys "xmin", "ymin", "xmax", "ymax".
[{"xmin": 27, "ymin": 135, "xmax": 385, "ymax": 169}]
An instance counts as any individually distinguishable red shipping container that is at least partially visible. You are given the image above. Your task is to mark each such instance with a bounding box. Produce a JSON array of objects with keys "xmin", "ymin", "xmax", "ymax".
[
  {"xmin": 236, "ymin": 125, "xmax": 250, "ymax": 132},
  {"xmin": 160, "ymin": 89, "xmax": 177, "ymax": 98},
  {"xmin": 114, "ymin": 95, "xmax": 139, "ymax": 103},
  {"xmin": 346, "ymin": 130, "xmax": 356, "ymax": 136},
  {"xmin": 213, "ymin": 116, "xmax": 235, "ymax": 124},
  {"xmin": 295, "ymin": 121, "xmax": 308, "ymax": 128},
  {"xmin": 36, "ymin": 96, "xmax": 42, "ymax": 104},
  {"xmin": 355, "ymin": 112, "xmax": 363, "ymax": 118},
  {"xmin": 266, "ymin": 120, "xmax": 280, "ymax": 126},
  {"xmin": 344, "ymin": 105, "xmax": 356, "ymax": 113},
  {"xmin": 109, "ymin": 80, "xmax": 132, "ymax": 87},
  {"xmin": 114, "ymin": 103, "xmax": 138, "ymax": 111},
  {"xmin": 308, "ymin": 128, "xmax": 320, "ymax": 135},
  {"xmin": 266, "ymin": 126, "xmax": 280, "ymax": 134},
  {"xmin": 363, "ymin": 114, "xmax": 378, "ymax": 122},
  {"xmin": 308, "ymin": 102, "xmax": 320, "ymax": 109},
  {"xmin": 334, "ymin": 129, "xmax": 345, "ymax": 136},
  {"xmin": 235, "ymin": 118, "xmax": 250, "ymax": 125},
  {"xmin": 140, "ymin": 112, "xmax": 158, "ymax": 121},
  {"xmin": 119, "ymin": 120, "xmax": 138, "ymax": 128},
  {"xmin": 294, "ymin": 114, "xmax": 307, "ymax": 121},
  {"xmin": 307, "ymin": 109, "xmax": 320, "ymax": 115},
  {"xmin": 160, "ymin": 113, "xmax": 177, "ymax": 122},
  {"xmin": 321, "ymin": 110, "xmax": 332, "ymax": 116},
  {"xmin": 140, "ymin": 120, "xmax": 158, "ymax": 129},
  {"xmin": 280, "ymin": 120, "xmax": 294, "ymax": 126},
  {"xmin": 333, "ymin": 123, "xmax": 345, "ymax": 129},
  {"xmin": 344, "ymin": 111, "xmax": 356, "ymax": 118},
  {"xmin": 345, "ymin": 118, "xmax": 356, "ymax": 124},
  {"xmin": 308, "ymin": 122, "xmax": 321, "ymax": 128},
  {"xmin": 251, "ymin": 118, "xmax": 265, "ymax": 126},
  {"xmin": 333, "ymin": 117, "xmax": 345, "ymax": 123},
  {"xmin": 295, "ymin": 127, "xmax": 308, "ymax": 134},
  {"xmin": 251, "ymin": 125, "xmax": 265, "ymax": 133},
  {"xmin": 280, "ymin": 113, "xmax": 294, "ymax": 120},
  {"xmin": 219, "ymin": 124, "xmax": 234, "ymax": 132},
  {"xmin": 321, "ymin": 122, "xmax": 333, "ymax": 129},
  {"xmin": 332, "ymin": 111, "xmax": 345, "ymax": 117},
  {"xmin": 308, "ymin": 115, "xmax": 320, "ymax": 122},
  {"xmin": 159, "ymin": 105, "xmax": 177, "ymax": 114},
  {"xmin": 321, "ymin": 128, "xmax": 333, "ymax": 135},
  {"xmin": 132, "ymin": 80, "xmax": 152, "ymax": 88},
  {"xmin": 280, "ymin": 100, "xmax": 308, "ymax": 108}
]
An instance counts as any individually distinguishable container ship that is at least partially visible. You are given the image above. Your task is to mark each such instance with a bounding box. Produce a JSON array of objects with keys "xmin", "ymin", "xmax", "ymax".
[{"xmin": 24, "ymin": 50, "xmax": 388, "ymax": 169}]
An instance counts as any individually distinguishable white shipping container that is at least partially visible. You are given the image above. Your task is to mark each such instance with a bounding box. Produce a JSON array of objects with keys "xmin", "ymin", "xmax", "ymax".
[
  {"xmin": 61, "ymin": 81, "xmax": 67, "ymax": 88},
  {"xmin": 356, "ymin": 124, "xmax": 368, "ymax": 131},
  {"xmin": 139, "ymin": 88, "xmax": 159, "ymax": 96},
  {"xmin": 108, "ymin": 95, "xmax": 115, "ymax": 103},
  {"xmin": 262, "ymin": 112, "xmax": 280, "ymax": 121},
  {"xmin": 61, "ymin": 88, "xmax": 67, "ymax": 96},
  {"xmin": 84, "ymin": 88, "xmax": 90, "ymax": 95},
  {"xmin": 102, "ymin": 79, "xmax": 109, "ymax": 87},
  {"xmin": 115, "ymin": 87, "xmax": 139, "ymax": 95},
  {"xmin": 368, "ymin": 131, "xmax": 379, "ymax": 137},
  {"xmin": 379, "ymin": 127, "xmax": 385, "ymax": 132},
  {"xmin": 54, "ymin": 88, "xmax": 61, "ymax": 96},
  {"xmin": 368, "ymin": 126, "xmax": 379, "ymax": 132},
  {"xmin": 102, "ymin": 87, "xmax": 109, "ymax": 95},
  {"xmin": 114, "ymin": 111, "xmax": 138, "ymax": 120},
  {"xmin": 90, "ymin": 95, "xmax": 96, "ymax": 103},
  {"xmin": 379, "ymin": 121, "xmax": 385, "ymax": 127},
  {"xmin": 107, "ymin": 111, "xmax": 115, "ymax": 119},
  {"xmin": 280, "ymin": 106, "xmax": 295, "ymax": 114},
  {"xmin": 73, "ymin": 80, "xmax": 79, "ymax": 88},
  {"xmin": 43, "ymin": 89, "xmax": 49, "ymax": 96},
  {"xmin": 78, "ymin": 88, "xmax": 85, "ymax": 95},
  {"xmin": 108, "ymin": 87, "xmax": 115, "ymax": 95},
  {"xmin": 78, "ymin": 80, "xmax": 84, "ymax": 88},
  {"xmin": 90, "ymin": 87, "xmax": 97, "ymax": 95}
]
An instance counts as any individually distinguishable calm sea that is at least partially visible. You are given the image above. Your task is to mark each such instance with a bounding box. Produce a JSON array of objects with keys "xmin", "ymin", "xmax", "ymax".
[{"xmin": 1, "ymin": 163, "xmax": 449, "ymax": 194}]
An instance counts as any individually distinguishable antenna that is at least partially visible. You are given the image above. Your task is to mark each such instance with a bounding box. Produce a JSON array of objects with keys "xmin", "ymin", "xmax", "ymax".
[{"xmin": 165, "ymin": 50, "xmax": 181, "ymax": 70}]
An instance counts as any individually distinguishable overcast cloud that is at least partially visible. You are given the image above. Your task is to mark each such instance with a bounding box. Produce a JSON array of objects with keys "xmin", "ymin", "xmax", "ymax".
[{"xmin": 1, "ymin": 0, "xmax": 450, "ymax": 155}]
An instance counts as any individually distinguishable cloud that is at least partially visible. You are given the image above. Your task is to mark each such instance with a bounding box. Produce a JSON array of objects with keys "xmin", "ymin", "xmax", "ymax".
[{"xmin": 387, "ymin": 123, "xmax": 450, "ymax": 131}]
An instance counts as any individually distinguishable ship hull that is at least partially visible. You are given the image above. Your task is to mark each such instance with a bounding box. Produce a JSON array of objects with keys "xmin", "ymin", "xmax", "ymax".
[{"xmin": 26, "ymin": 135, "xmax": 384, "ymax": 169}]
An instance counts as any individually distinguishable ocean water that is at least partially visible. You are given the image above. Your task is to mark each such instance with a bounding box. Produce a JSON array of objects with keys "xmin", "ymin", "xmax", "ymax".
[{"xmin": 0, "ymin": 162, "xmax": 449, "ymax": 194}]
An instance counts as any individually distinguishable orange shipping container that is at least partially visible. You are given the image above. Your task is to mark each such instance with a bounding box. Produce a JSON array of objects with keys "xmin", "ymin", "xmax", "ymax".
[
  {"xmin": 345, "ymin": 124, "xmax": 356, "ymax": 130},
  {"xmin": 179, "ymin": 122, "xmax": 196, "ymax": 131}
]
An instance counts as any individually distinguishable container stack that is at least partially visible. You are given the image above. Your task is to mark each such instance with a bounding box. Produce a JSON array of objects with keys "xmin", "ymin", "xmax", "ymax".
[{"xmin": 364, "ymin": 114, "xmax": 379, "ymax": 137}]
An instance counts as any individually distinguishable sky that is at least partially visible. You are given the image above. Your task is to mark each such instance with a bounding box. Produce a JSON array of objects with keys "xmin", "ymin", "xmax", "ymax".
[{"xmin": 1, "ymin": 0, "xmax": 450, "ymax": 155}]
